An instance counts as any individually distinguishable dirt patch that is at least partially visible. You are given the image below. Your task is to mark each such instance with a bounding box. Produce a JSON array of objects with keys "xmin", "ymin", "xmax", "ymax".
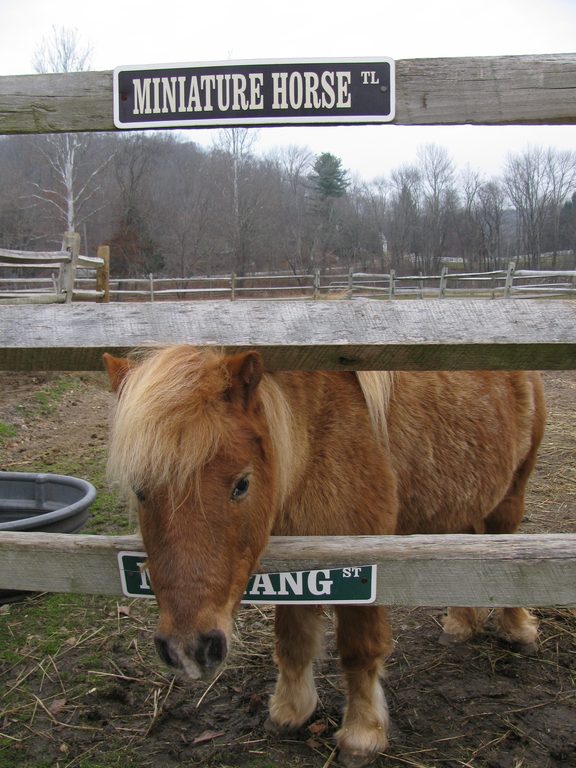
[
  {"xmin": 0, "ymin": 372, "xmax": 111, "ymax": 476},
  {"xmin": 0, "ymin": 370, "xmax": 575, "ymax": 768}
]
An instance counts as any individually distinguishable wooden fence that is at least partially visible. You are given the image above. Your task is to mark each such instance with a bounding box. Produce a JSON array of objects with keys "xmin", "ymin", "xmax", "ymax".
[
  {"xmin": 0, "ymin": 234, "xmax": 108, "ymax": 304},
  {"xmin": 4, "ymin": 261, "xmax": 576, "ymax": 304},
  {"xmin": 84, "ymin": 263, "xmax": 576, "ymax": 302},
  {"xmin": 0, "ymin": 53, "xmax": 576, "ymax": 607}
]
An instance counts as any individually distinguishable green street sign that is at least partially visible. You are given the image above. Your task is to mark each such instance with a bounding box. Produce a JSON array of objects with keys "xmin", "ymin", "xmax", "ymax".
[{"xmin": 118, "ymin": 551, "xmax": 376, "ymax": 605}]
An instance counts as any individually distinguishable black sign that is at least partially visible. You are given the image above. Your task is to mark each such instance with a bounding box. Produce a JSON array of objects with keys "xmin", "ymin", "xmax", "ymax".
[{"xmin": 113, "ymin": 58, "xmax": 394, "ymax": 129}]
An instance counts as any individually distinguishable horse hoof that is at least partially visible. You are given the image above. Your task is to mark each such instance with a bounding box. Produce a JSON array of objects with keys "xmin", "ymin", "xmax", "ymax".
[
  {"xmin": 337, "ymin": 748, "xmax": 376, "ymax": 768},
  {"xmin": 438, "ymin": 630, "xmax": 468, "ymax": 646},
  {"xmin": 510, "ymin": 640, "xmax": 538, "ymax": 656},
  {"xmin": 264, "ymin": 716, "xmax": 298, "ymax": 735}
]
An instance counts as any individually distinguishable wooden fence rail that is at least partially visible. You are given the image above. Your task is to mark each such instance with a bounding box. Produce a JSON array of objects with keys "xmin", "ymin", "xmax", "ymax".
[
  {"xmin": 1, "ymin": 54, "xmax": 575, "ymax": 135},
  {"xmin": 0, "ymin": 235, "xmax": 108, "ymax": 304},
  {"xmin": 68, "ymin": 265, "xmax": 576, "ymax": 302},
  {"xmin": 0, "ymin": 299, "xmax": 574, "ymax": 372},
  {"xmin": 1, "ymin": 531, "xmax": 575, "ymax": 607}
]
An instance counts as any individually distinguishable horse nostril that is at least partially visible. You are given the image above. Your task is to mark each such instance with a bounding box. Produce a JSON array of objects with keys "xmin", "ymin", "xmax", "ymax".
[
  {"xmin": 154, "ymin": 635, "xmax": 181, "ymax": 669},
  {"xmin": 194, "ymin": 630, "xmax": 227, "ymax": 669}
]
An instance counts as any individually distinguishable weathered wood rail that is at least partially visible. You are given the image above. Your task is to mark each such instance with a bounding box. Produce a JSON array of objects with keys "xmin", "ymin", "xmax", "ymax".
[
  {"xmin": 0, "ymin": 54, "xmax": 575, "ymax": 607},
  {"xmin": 0, "ymin": 299, "xmax": 574, "ymax": 372},
  {"xmin": 0, "ymin": 234, "xmax": 108, "ymax": 304},
  {"xmin": 1, "ymin": 531, "xmax": 575, "ymax": 607},
  {"xmin": 1, "ymin": 54, "xmax": 575, "ymax": 133},
  {"xmin": 0, "ymin": 297, "xmax": 574, "ymax": 605}
]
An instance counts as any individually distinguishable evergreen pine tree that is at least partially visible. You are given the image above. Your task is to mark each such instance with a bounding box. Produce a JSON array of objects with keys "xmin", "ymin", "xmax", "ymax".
[{"xmin": 309, "ymin": 152, "xmax": 350, "ymax": 199}]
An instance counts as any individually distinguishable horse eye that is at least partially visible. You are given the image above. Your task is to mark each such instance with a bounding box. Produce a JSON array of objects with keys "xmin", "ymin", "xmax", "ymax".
[
  {"xmin": 134, "ymin": 489, "xmax": 146, "ymax": 503},
  {"xmin": 231, "ymin": 476, "xmax": 250, "ymax": 501}
]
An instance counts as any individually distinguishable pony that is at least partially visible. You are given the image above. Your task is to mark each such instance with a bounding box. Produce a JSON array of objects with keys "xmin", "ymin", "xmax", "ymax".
[{"xmin": 103, "ymin": 346, "xmax": 545, "ymax": 767}]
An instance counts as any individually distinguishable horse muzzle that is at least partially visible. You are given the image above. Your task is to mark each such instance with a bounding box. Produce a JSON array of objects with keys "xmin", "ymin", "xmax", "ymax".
[{"xmin": 154, "ymin": 630, "xmax": 228, "ymax": 680}]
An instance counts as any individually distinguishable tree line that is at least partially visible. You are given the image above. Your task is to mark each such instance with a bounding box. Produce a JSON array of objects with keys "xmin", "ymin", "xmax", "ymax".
[
  {"xmin": 1, "ymin": 129, "xmax": 575, "ymax": 278},
  {"xmin": 2, "ymin": 25, "xmax": 575, "ymax": 279}
]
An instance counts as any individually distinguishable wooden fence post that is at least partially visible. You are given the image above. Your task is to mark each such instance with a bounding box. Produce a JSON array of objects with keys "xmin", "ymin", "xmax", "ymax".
[
  {"xmin": 96, "ymin": 245, "xmax": 110, "ymax": 302},
  {"xmin": 231, "ymin": 273, "xmax": 236, "ymax": 301},
  {"xmin": 388, "ymin": 269, "xmax": 396, "ymax": 300},
  {"xmin": 149, "ymin": 273, "xmax": 154, "ymax": 302},
  {"xmin": 313, "ymin": 269, "xmax": 320, "ymax": 299},
  {"xmin": 62, "ymin": 231, "xmax": 80, "ymax": 303},
  {"xmin": 504, "ymin": 261, "xmax": 516, "ymax": 298},
  {"xmin": 439, "ymin": 266, "xmax": 448, "ymax": 298},
  {"xmin": 347, "ymin": 267, "xmax": 354, "ymax": 300}
]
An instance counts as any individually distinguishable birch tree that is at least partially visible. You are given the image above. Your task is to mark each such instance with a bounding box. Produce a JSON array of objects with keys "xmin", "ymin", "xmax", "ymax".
[{"xmin": 31, "ymin": 27, "xmax": 113, "ymax": 244}]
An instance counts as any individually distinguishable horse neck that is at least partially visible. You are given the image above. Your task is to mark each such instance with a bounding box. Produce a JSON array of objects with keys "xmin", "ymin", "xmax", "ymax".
[
  {"xmin": 259, "ymin": 374, "xmax": 301, "ymax": 507},
  {"xmin": 261, "ymin": 370, "xmax": 396, "ymax": 506}
]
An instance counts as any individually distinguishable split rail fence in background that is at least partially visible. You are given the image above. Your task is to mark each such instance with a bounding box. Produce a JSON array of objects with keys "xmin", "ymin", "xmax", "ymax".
[
  {"xmin": 0, "ymin": 234, "xmax": 108, "ymax": 304},
  {"xmin": 91, "ymin": 264, "xmax": 576, "ymax": 302},
  {"xmin": 3, "ymin": 262, "xmax": 576, "ymax": 303},
  {"xmin": 0, "ymin": 53, "xmax": 575, "ymax": 606}
]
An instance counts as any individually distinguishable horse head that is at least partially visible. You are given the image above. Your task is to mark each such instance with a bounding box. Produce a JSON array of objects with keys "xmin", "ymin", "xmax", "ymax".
[{"xmin": 104, "ymin": 347, "xmax": 277, "ymax": 680}]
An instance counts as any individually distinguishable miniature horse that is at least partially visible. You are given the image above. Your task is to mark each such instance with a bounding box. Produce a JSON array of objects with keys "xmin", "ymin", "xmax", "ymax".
[{"xmin": 104, "ymin": 346, "xmax": 545, "ymax": 767}]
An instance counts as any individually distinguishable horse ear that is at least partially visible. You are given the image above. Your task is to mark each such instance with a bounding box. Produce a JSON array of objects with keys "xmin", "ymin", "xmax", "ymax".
[
  {"xmin": 225, "ymin": 351, "xmax": 264, "ymax": 408},
  {"xmin": 102, "ymin": 353, "xmax": 134, "ymax": 393}
]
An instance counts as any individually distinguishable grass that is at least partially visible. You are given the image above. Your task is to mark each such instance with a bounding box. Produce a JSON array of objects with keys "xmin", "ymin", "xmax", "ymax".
[
  {"xmin": 32, "ymin": 377, "xmax": 79, "ymax": 416},
  {"xmin": 0, "ymin": 594, "xmax": 94, "ymax": 662},
  {"xmin": 0, "ymin": 421, "xmax": 17, "ymax": 445}
]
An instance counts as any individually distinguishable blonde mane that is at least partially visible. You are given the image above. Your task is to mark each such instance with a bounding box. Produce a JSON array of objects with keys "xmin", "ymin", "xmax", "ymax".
[
  {"xmin": 356, "ymin": 370, "xmax": 396, "ymax": 447},
  {"xmin": 108, "ymin": 346, "xmax": 297, "ymax": 506},
  {"xmin": 108, "ymin": 345, "xmax": 394, "ymax": 508}
]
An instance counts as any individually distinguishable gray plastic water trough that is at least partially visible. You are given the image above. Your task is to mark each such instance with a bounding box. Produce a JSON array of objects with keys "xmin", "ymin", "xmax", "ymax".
[{"xmin": 0, "ymin": 472, "xmax": 96, "ymax": 533}]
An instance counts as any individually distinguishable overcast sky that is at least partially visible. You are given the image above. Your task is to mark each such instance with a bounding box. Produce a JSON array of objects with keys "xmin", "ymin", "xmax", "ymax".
[{"xmin": 1, "ymin": 0, "xmax": 575, "ymax": 182}]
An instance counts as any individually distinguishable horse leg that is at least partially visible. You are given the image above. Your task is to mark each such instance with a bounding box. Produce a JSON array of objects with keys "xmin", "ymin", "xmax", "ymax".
[
  {"xmin": 334, "ymin": 606, "xmax": 392, "ymax": 768},
  {"xmin": 268, "ymin": 605, "xmax": 324, "ymax": 730},
  {"xmin": 441, "ymin": 607, "xmax": 489, "ymax": 644},
  {"xmin": 485, "ymin": 494, "xmax": 539, "ymax": 649},
  {"xmin": 486, "ymin": 450, "xmax": 540, "ymax": 649},
  {"xmin": 442, "ymin": 455, "xmax": 539, "ymax": 649},
  {"xmin": 439, "ymin": 518, "xmax": 490, "ymax": 643}
]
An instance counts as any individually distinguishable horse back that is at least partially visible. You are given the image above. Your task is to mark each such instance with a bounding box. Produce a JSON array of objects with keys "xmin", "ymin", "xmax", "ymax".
[{"xmin": 385, "ymin": 371, "xmax": 545, "ymax": 535}]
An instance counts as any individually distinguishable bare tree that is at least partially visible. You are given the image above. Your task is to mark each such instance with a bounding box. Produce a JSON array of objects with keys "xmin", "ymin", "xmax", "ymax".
[
  {"xmin": 453, "ymin": 167, "xmax": 484, "ymax": 269},
  {"xmin": 386, "ymin": 165, "xmax": 421, "ymax": 271},
  {"xmin": 417, "ymin": 144, "xmax": 457, "ymax": 272},
  {"xmin": 476, "ymin": 181, "xmax": 506, "ymax": 270},
  {"xmin": 109, "ymin": 134, "xmax": 165, "ymax": 276},
  {"xmin": 213, "ymin": 128, "xmax": 262, "ymax": 275},
  {"xmin": 502, "ymin": 146, "xmax": 576, "ymax": 267},
  {"xmin": 32, "ymin": 26, "xmax": 92, "ymax": 74},
  {"xmin": 30, "ymin": 27, "xmax": 113, "ymax": 246},
  {"xmin": 153, "ymin": 141, "xmax": 213, "ymax": 276},
  {"xmin": 277, "ymin": 145, "xmax": 314, "ymax": 194},
  {"xmin": 273, "ymin": 145, "xmax": 314, "ymax": 272},
  {"xmin": 504, "ymin": 146, "xmax": 550, "ymax": 268},
  {"xmin": 545, "ymin": 149, "xmax": 576, "ymax": 266}
]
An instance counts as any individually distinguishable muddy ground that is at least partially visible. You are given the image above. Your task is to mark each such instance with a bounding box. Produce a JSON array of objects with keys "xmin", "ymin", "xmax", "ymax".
[{"xmin": 0, "ymin": 369, "xmax": 575, "ymax": 768}]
